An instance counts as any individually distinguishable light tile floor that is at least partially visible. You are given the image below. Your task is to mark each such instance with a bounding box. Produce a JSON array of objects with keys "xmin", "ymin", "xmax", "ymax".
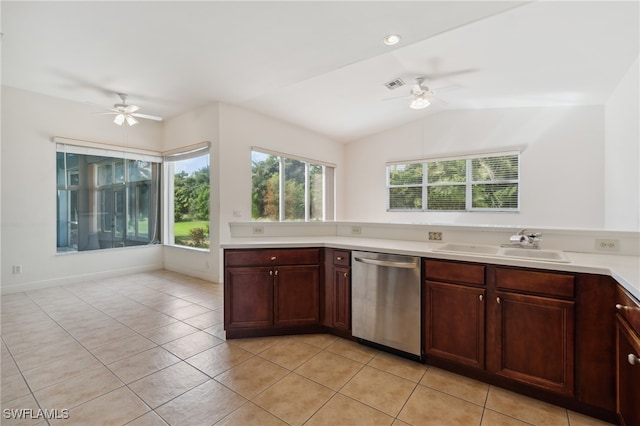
[{"xmin": 1, "ymin": 270, "xmax": 614, "ymax": 425}]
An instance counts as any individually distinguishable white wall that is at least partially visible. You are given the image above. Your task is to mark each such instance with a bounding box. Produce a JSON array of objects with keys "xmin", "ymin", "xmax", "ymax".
[
  {"xmin": 1, "ymin": 87, "xmax": 164, "ymax": 293},
  {"xmin": 161, "ymin": 102, "xmax": 345, "ymax": 283},
  {"xmin": 217, "ymin": 103, "xmax": 345, "ymax": 279},
  {"xmin": 605, "ymin": 57, "xmax": 640, "ymax": 231},
  {"xmin": 344, "ymin": 106, "xmax": 606, "ymax": 230},
  {"xmin": 0, "ymin": 89, "xmax": 345, "ymax": 291},
  {"xmin": 161, "ymin": 102, "xmax": 221, "ymax": 282}
]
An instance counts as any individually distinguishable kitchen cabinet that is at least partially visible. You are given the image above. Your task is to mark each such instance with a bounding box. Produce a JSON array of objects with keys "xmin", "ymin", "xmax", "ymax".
[
  {"xmin": 224, "ymin": 248, "xmax": 320, "ymax": 337},
  {"xmin": 574, "ymin": 274, "xmax": 616, "ymax": 415},
  {"xmin": 225, "ymin": 266, "xmax": 273, "ymax": 328},
  {"xmin": 425, "ymin": 261, "xmax": 577, "ymax": 397},
  {"xmin": 424, "ymin": 259, "xmax": 486, "ymax": 369},
  {"xmin": 488, "ymin": 267, "xmax": 575, "ymax": 397},
  {"xmin": 615, "ymin": 286, "xmax": 640, "ymax": 426},
  {"xmin": 322, "ymin": 248, "xmax": 351, "ymax": 332}
]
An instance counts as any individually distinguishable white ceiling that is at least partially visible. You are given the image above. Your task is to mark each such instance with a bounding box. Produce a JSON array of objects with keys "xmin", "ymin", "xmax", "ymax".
[{"xmin": 2, "ymin": 1, "xmax": 638, "ymax": 142}]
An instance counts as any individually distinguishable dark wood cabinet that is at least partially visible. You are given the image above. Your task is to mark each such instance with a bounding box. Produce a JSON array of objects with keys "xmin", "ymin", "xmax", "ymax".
[
  {"xmin": 574, "ymin": 274, "xmax": 616, "ymax": 415},
  {"xmin": 491, "ymin": 290, "xmax": 575, "ymax": 395},
  {"xmin": 424, "ymin": 260, "xmax": 486, "ymax": 369},
  {"xmin": 222, "ymin": 244, "xmax": 624, "ymax": 423},
  {"xmin": 322, "ymin": 249, "xmax": 351, "ymax": 332},
  {"xmin": 488, "ymin": 267, "xmax": 575, "ymax": 397},
  {"xmin": 425, "ymin": 261, "xmax": 578, "ymax": 398},
  {"xmin": 275, "ymin": 265, "xmax": 319, "ymax": 326},
  {"xmin": 616, "ymin": 286, "xmax": 640, "ymax": 426},
  {"xmin": 225, "ymin": 266, "xmax": 273, "ymax": 328},
  {"xmin": 224, "ymin": 248, "xmax": 321, "ymax": 338}
]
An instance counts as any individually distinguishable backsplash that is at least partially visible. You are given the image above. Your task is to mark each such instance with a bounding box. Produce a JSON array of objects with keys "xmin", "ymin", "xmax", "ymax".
[{"xmin": 228, "ymin": 222, "xmax": 640, "ymax": 257}]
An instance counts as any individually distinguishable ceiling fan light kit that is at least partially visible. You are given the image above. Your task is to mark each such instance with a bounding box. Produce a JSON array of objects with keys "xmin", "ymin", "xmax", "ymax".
[
  {"xmin": 113, "ymin": 113, "xmax": 139, "ymax": 126},
  {"xmin": 410, "ymin": 93, "xmax": 431, "ymax": 109},
  {"xmin": 97, "ymin": 93, "xmax": 163, "ymax": 126}
]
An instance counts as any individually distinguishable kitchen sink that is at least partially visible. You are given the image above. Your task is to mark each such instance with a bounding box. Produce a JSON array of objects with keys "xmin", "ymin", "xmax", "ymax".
[
  {"xmin": 433, "ymin": 243, "xmax": 500, "ymax": 255},
  {"xmin": 433, "ymin": 243, "xmax": 570, "ymax": 263},
  {"xmin": 498, "ymin": 247, "xmax": 570, "ymax": 263}
]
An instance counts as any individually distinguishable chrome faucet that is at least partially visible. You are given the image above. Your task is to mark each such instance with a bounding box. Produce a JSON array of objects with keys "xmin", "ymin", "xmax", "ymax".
[{"xmin": 501, "ymin": 229, "xmax": 542, "ymax": 249}]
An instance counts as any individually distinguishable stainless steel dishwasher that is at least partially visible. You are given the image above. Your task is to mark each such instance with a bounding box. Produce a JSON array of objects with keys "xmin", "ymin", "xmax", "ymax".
[{"xmin": 351, "ymin": 251, "xmax": 421, "ymax": 358}]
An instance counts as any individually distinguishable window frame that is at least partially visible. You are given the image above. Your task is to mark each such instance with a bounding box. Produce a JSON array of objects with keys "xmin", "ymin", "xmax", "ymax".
[
  {"xmin": 55, "ymin": 139, "xmax": 162, "ymax": 253},
  {"xmin": 251, "ymin": 147, "xmax": 335, "ymax": 222},
  {"xmin": 387, "ymin": 151, "xmax": 520, "ymax": 212},
  {"xmin": 163, "ymin": 142, "xmax": 211, "ymax": 250}
]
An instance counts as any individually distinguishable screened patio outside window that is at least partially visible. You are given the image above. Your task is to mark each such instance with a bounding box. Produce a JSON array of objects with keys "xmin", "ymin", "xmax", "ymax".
[{"xmin": 56, "ymin": 142, "xmax": 161, "ymax": 253}]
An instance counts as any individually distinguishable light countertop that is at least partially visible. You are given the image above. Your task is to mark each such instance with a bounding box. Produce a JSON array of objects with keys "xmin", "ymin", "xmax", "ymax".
[{"xmin": 221, "ymin": 236, "xmax": 640, "ymax": 301}]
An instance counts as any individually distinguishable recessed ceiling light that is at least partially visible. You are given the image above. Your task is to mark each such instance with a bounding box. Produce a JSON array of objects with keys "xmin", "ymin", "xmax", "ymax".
[{"xmin": 383, "ymin": 34, "xmax": 401, "ymax": 46}]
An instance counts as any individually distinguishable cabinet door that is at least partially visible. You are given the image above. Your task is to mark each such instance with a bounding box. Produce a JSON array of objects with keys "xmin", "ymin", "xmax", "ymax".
[
  {"xmin": 616, "ymin": 316, "xmax": 640, "ymax": 426},
  {"xmin": 275, "ymin": 265, "xmax": 319, "ymax": 326},
  {"xmin": 491, "ymin": 291, "xmax": 575, "ymax": 396},
  {"xmin": 425, "ymin": 281, "xmax": 485, "ymax": 369},
  {"xmin": 224, "ymin": 267, "xmax": 273, "ymax": 328},
  {"xmin": 333, "ymin": 266, "xmax": 351, "ymax": 330}
]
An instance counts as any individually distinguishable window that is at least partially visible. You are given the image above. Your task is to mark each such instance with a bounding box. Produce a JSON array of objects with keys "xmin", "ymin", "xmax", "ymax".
[
  {"xmin": 251, "ymin": 149, "xmax": 334, "ymax": 221},
  {"xmin": 56, "ymin": 143, "xmax": 161, "ymax": 253},
  {"xmin": 387, "ymin": 153, "xmax": 519, "ymax": 212},
  {"xmin": 164, "ymin": 144, "xmax": 210, "ymax": 249}
]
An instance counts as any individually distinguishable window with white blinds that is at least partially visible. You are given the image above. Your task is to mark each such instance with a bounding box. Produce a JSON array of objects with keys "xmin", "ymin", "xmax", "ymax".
[{"xmin": 387, "ymin": 153, "xmax": 519, "ymax": 212}]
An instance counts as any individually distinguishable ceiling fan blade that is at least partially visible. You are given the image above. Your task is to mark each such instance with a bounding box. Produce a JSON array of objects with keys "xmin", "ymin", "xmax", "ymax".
[
  {"xmin": 131, "ymin": 112, "xmax": 163, "ymax": 121},
  {"xmin": 114, "ymin": 114, "xmax": 125, "ymax": 126},
  {"xmin": 124, "ymin": 105, "xmax": 139, "ymax": 114},
  {"xmin": 125, "ymin": 115, "xmax": 139, "ymax": 126},
  {"xmin": 383, "ymin": 94, "xmax": 412, "ymax": 101},
  {"xmin": 424, "ymin": 68, "xmax": 479, "ymax": 81}
]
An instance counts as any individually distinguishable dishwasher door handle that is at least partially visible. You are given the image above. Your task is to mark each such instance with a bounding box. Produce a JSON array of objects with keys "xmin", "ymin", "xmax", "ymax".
[{"xmin": 354, "ymin": 257, "xmax": 417, "ymax": 269}]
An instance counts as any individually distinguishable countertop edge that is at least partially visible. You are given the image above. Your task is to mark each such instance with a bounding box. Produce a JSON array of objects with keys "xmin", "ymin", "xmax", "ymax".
[{"xmin": 221, "ymin": 237, "xmax": 640, "ymax": 301}]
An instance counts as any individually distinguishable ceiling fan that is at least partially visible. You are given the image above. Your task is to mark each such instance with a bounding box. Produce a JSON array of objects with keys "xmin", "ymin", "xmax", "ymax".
[
  {"xmin": 98, "ymin": 93, "xmax": 163, "ymax": 126},
  {"xmin": 384, "ymin": 76, "xmax": 454, "ymax": 110},
  {"xmin": 408, "ymin": 77, "xmax": 435, "ymax": 110}
]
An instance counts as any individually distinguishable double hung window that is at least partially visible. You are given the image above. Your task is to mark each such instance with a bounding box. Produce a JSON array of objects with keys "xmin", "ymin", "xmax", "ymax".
[{"xmin": 387, "ymin": 152, "xmax": 519, "ymax": 212}]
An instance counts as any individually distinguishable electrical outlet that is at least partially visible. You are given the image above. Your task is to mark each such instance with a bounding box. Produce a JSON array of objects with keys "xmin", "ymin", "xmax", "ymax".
[
  {"xmin": 351, "ymin": 226, "xmax": 362, "ymax": 235},
  {"xmin": 595, "ymin": 239, "xmax": 620, "ymax": 252},
  {"xmin": 428, "ymin": 232, "xmax": 443, "ymax": 241},
  {"xmin": 252, "ymin": 225, "xmax": 264, "ymax": 235},
  {"xmin": 12, "ymin": 265, "xmax": 22, "ymax": 274}
]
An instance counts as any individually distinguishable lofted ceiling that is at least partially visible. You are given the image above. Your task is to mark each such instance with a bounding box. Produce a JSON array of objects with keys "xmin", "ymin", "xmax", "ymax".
[{"xmin": 2, "ymin": 1, "xmax": 638, "ymax": 142}]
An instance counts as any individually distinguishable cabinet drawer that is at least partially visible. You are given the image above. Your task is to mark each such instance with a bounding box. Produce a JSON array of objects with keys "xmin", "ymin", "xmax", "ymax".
[
  {"xmin": 617, "ymin": 285, "xmax": 640, "ymax": 335},
  {"xmin": 225, "ymin": 248, "xmax": 320, "ymax": 267},
  {"xmin": 495, "ymin": 268, "xmax": 574, "ymax": 298},
  {"xmin": 333, "ymin": 250, "xmax": 351, "ymax": 267},
  {"xmin": 425, "ymin": 259, "xmax": 485, "ymax": 286}
]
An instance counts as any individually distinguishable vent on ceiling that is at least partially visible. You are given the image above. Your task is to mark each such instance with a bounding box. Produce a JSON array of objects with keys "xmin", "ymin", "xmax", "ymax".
[{"xmin": 384, "ymin": 78, "xmax": 405, "ymax": 90}]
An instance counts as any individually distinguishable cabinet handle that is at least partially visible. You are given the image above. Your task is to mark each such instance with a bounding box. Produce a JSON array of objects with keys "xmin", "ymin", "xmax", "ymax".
[
  {"xmin": 496, "ymin": 297, "xmax": 501, "ymax": 304},
  {"xmin": 270, "ymin": 256, "xmax": 277, "ymax": 261},
  {"xmin": 479, "ymin": 295, "xmax": 483, "ymax": 302},
  {"xmin": 344, "ymin": 272, "xmax": 348, "ymax": 278},
  {"xmin": 269, "ymin": 270, "xmax": 273, "ymax": 276},
  {"xmin": 628, "ymin": 354, "xmax": 640, "ymax": 366},
  {"xmin": 616, "ymin": 304, "xmax": 640, "ymax": 313},
  {"xmin": 336, "ymin": 256, "xmax": 343, "ymax": 261},
  {"xmin": 274, "ymin": 270, "xmax": 279, "ymax": 276}
]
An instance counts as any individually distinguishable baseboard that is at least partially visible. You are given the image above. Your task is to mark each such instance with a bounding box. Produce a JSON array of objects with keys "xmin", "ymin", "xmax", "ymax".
[
  {"xmin": 163, "ymin": 264, "xmax": 218, "ymax": 283},
  {"xmin": 0, "ymin": 263, "xmax": 164, "ymax": 295}
]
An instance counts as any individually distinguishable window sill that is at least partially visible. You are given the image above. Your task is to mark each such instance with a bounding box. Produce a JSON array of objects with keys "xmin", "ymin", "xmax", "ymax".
[{"xmin": 164, "ymin": 244, "xmax": 211, "ymax": 253}]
